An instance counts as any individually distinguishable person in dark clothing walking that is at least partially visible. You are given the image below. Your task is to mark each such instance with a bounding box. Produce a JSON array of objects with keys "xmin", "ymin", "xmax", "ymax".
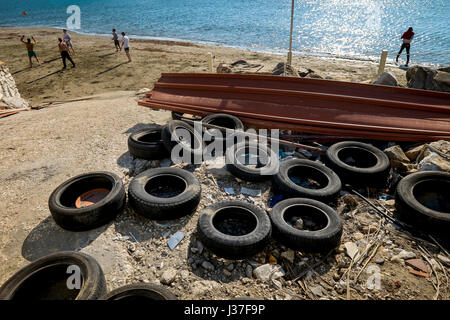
[
  {"xmin": 396, "ymin": 27, "xmax": 414, "ymax": 66},
  {"xmin": 58, "ymin": 38, "xmax": 75, "ymax": 69}
]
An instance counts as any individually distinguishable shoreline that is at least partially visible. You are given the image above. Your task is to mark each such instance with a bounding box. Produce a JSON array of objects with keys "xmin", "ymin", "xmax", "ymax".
[{"xmin": 1, "ymin": 26, "xmax": 409, "ymax": 104}]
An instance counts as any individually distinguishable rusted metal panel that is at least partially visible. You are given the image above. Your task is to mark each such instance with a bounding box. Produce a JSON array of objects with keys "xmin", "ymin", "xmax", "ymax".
[{"xmin": 139, "ymin": 73, "xmax": 450, "ymax": 141}]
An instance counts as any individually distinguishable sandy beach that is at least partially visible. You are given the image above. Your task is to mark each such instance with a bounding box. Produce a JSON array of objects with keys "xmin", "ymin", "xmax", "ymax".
[{"xmin": 0, "ymin": 27, "xmax": 408, "ymax": 105}]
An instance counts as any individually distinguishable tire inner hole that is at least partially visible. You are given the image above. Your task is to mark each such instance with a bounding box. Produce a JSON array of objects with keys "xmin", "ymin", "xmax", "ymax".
[
  {"xmin": 60, "ymin": 176, "xmax": 112, "ymax": 208},
  {"xmin": 175, "ymin": 127, "xmax": 202, "ymax": 149},
  {"xmin": 138, "ymin": 131, "xmax": 160, "ymax": 143},
  {"xmin": 12, "ymin": 263, "xmax": 83, "ymax": 300},
  {"xmin": 213, "ymin": 207, "xmax": 258, "ymax": 236},
  {"xmin": 337, "ymin": 147, "xmax": 378, "ymax": 168},
  {"xmin": 287, "ymin": 165, "xmax": 329, "ymax": 189},
  {"xmin": 236, "ymin": 146, "xmax": 270, "ymax": 169},
  {"xmin": 145, "ymin": 175, "xmax": 187, "ymax": 198},
  {"xmin": 107, "ymin": 290, "xmax": 168, "ymax": 301},
  {"xmin": 283, "ymin": 204, "xmax": 329, "ymax": 231},
  {"xmin": 413, "ymin": 179, "xmax": 450, "ymax": 213}
]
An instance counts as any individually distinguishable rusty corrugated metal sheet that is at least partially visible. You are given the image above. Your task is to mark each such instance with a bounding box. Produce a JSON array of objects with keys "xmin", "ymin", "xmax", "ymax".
[{"xmin": 139, "ymin": 73, "xmax": 450, "ymax": 141}]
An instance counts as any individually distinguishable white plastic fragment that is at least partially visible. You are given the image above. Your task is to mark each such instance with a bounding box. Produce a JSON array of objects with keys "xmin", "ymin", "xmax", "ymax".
[
  {"xmin": 241, "ymin": 187, "xmax": 261, "ymax": 197},
  {"xmin": 168, "ymin": 231, "xmax": 185, "ymax": 250},
  {"xmin": 224, "ymin": 187, "xmax": 235, "ymax": 195}
]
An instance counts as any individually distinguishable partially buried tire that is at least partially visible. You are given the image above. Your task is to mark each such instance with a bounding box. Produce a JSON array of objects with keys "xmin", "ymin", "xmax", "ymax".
[
  {"xmin": 395, "ymin": 171, "xmax": 450, "ymax": 235},
  {"xmin": 100, "ymin": 283, "xmax": 177, "ymax": 300},
  {"xmin": 225, "ymin": 142, "xmax": 279, "ymax": 182},
  {"xmin": 128, "ymin": 167, "xmax": 201, "ymax": 220},
  {"xmin": 0, "ymin": 252, "xmax": 106, "ymax": 300},
  {"xmin": 49, "ymin": 172, "xmax": 126, "ymax": 231},
  {"xmin": 269, "ymin": 198, "xmax": 343, "ymax": 252},
  {"xmin": 202, "ymin": 113, "xmax": 244, "ymax": 144},
  {"xmin": 161, "ymin": 120, "xmax": 206, "ymax": 163},
  {"xmin": 197, "ymin": 200, "xmax": 272, "ymax": 259},
  {"xmin": 127, "ymin": 127, "xmax": 168, "ymax": 160},
  {"xmin": 325, "ymin": 141, "xmax": 390, "ymax": 187},
  {"xmin": 273, "ymin": 158, "xmax": 342, "ymax": 203}
]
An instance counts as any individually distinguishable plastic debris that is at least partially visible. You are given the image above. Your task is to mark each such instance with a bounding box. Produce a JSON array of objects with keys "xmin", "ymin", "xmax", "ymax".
[
  {"xmin": 167, "ymin": 231, "xmax": 185, "ymax": 250},
  {"xmin": 160, "ymin": 158, "xmax": 172, "ymax": 167},
  {"xmin": 241, "ymin": 187, "xmax": 261, "ymax": 197},
  {"xmin": 224, "ymin": 187, "xmax": 235, "ymax": 195},
  {"xmin": 268, "ymin": 194, "xmax": 284, "ymax": 208},
  {"xmin": 378, "ymin": 194, "xmax": 392, "ymax": 201}
]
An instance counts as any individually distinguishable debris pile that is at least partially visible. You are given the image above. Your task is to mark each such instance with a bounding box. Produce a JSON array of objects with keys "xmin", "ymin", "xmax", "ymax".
[{"xmin": 0, "ymin": 62, "xmax": 29, "ymax": 110}]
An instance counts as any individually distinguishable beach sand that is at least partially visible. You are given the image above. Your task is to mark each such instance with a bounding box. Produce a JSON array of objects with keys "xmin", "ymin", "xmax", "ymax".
[{"xmin": 0, "ymin": 27, "xmax": 408, "ymax": 104}]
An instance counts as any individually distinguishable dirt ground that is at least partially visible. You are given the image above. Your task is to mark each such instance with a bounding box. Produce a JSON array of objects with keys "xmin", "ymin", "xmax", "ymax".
[
  {"xmin": 0, "ymin": 91, "xmax": 448, "ymax": 300},
  {"xmin": 0, "ymin": 27, "xmax": 408, "ymax": 106}
]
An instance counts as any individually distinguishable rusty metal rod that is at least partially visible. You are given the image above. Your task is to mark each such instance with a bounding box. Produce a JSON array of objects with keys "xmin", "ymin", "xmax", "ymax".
[{"xmin": 181, "ymin": 118, "xmax": 325, "ymax": 153}]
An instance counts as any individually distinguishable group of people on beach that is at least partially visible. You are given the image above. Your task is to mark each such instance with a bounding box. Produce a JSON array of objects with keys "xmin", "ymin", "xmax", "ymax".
[{"xmin": 20, "ymin": 28, "xmax": 132, "ymax": 69}]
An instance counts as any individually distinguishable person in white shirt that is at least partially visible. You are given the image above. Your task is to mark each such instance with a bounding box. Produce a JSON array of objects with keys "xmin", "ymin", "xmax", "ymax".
[
  {"xmin": 62, "ymin": 29, "xmax": 75, "ymax": 55},
  {"xmin": 120, "ymin": 32, "xmax": 132, "ymax": 62}
]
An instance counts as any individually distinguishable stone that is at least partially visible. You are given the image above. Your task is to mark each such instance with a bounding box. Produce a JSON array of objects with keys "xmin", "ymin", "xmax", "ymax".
[
  {"xmin": 160, "ymin": 268, "xmax": 178, "ymax": 285},
  {"xmin": 280, "ymin": 250, "xmax": 295, "ymax": 264},
  {"xmin": 418, "ymin": 148, "xmax": 450, "ymax": 172},
  {"xmin": 391, "ymin": 250, "xmax": 416, "ymax": 262},
  {"xmin": 405, "ymin": 144, "xmax": 427, "ymax": 162},
  {"xmin": 434, "ymin": 71, "xmax": 450, "ymax": 92},
  {"xmin": 305, "ymin": 73, "xmax": 323, "ymax": 79},
  {"xmin": 217, "ymin": 63, "xmax": 232, "ymax": 74},
  {"xmin": 298, "ymin": 67, "xmax": 314, "ymax": 77},
  {"xmin": 344, "ymin": 242, "xmax": 359, "ymax": 260},
  {"xmin": 226, "ymin": 263, "xmax": 234, "ymax": 271},
  {"xmin": 373, "ymin": 72, "xmax": 398, "ymax": 86},
  {"xmin": 309, "ymin": 285, "xmax": 324, "ymax": 297},
  {"xmin": 375, "ymin": 258, "xmax": 385, "ymax": 265},
  {"xmin": 353, "ymin": 232, "xmax": 364, "ymax": 241},
  {"xmin": 293, "ymin": 217, "xmax": 304, "ymax": 230},
  {"xmin": 201, "ymin": 261, "xmax": 215, "ymax": 271},
  {"xmin": 384, "ymin": 145, "xmax": 411, "ymax": 170},
  {"xmin": 191, "ymin": 280, "xmax": 220, "ymax": 296},
  {"xmin": 272, "ymin": 62, "xmax": 297, "ymax": 76},
  {"xmin": 406, "ymin": 66, "xmax": 438, "ymax": 90},
  {"xmin": 253, "ymin": 264, "xmax": 285, "ymax": 282},
  {"xmin": 223, "ymin": 269, "xmax": 232, "ymax": 277},
  {"xmin": 341, "ymin": 194, "xmax": 359, "ymax": 209},
  {"xmin": 437, "ymin": 255, "xmax": 450, "ymax": 265},
  {"xmin": 245, "ymin": 265, "xmax": 253, "ymax": 278}
]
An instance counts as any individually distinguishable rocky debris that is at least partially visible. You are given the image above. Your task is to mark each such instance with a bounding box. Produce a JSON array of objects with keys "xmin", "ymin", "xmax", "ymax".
[
  {"xmin": 191, "ymin": 280, "xmax": 221, "ymax": 296},
  {"xmin": 217, "ymin": 60, "xmax": 262, "ymax": 74},
  {"xmin": 391, "ymin": 250, "xmax": 416, "ymax": 262},
  {"xmin": 201, "ymin": 261, "xmax": 215, "ymax": 271},
  {"xmin": 161, "ymin": 267, "xmax": 178, "ymax": 285},
  {"xmin": 0, "ymin": 62, "xmax": 29, "ymax": 109},
  {"xmin": 406, "ymin": 66, "xmax": 450, "ymax": 92},
  {"xmin": 280, "ymin": 250, "xmax": 295, "ymax": 264},
  {"xmin": 272, "ymin": 62, "xmax": 297, "ymax": 76},
  {"xmin": 344, "ymin": 242, "xmax": 359, "ymax": 260},
  {"xmin": 309, "ymin": 285, "xmax": 325, "ymax": 297},
  {"xmin": 305, "ymin": 73, "xmax": 323, "ymax": 79},
  {"xmin": 373, "ymin": 72, "xmax": 399, "ymax": 86},
  {"xmin": 384, "ymin": 145, "xmax": 412, "ymax": 171},
  {"xmin": 253, "ymin": 264, "xmax": 285, "ymax": 282}
]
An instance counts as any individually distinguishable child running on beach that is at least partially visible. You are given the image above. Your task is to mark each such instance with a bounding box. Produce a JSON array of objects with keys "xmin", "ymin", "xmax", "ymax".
[
  {"xmin": 112, "ymin": 29, "xmax": 120, "ymax": 52},
  {"xmin": 120, "ymin": 32, "xmax": 132, "ymax": 62},
  {"xmin": 396, "ymin": 27, "xmax": 414, "ymax": 67},
  {"xmin": 58, "ymin": 38, "xmax": 75, "ymax": 69},
  {"xmin": 20, "ymin": 35, "xmax": 41, "ymax": 68},
  {"xmin": 62, "ymin": 29, "xmax": 75, "ymax": 55}
]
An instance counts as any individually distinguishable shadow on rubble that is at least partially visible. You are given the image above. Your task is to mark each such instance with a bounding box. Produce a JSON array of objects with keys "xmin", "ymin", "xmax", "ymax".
[
  {"xmin": 113, "ymin": 207, "xmax": 192, "ymax": 243},
  {"xmin": 186, "ymin": 233, "xmax": 249, "ymax": 284},
  {"xmin": 21, "ymin": 216, "xmax": 109, "ymax": 261}
]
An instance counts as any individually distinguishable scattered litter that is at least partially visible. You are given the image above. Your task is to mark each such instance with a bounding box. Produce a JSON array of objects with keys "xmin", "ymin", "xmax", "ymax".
[
  {"xmin": 268, "ymin": 194, "xmax": 284, "ymax": 208},
  {"xmin": 168, "ymin": 231, "xmax": 185, "ymax": 250},
  {"xmin": 113, "ymin": 235, "xmax": 130, "ymax": 241},
  {"xmin": 162, "ymin": 231, "xmax": 171, "ymax": 238},
  {"xmin": 405, "ymin": 259, "xmax": 429, "ymax": 273},
  {"xmin": 408, "ymin": 269, "xmax": 430, "ymax": 278},
  {"xmin": 129, "ymin": 232, "xmax": 138, "ymax": 242},
  {"xmin": 241, "ymin": 187, "xmax": 261, "ymax": 197},
  {"xmin": 378, "ymin": 194, "xmax": 392, "ymax": 201},
  {"xmin": 297, "ymin": 149, "xmax": 313, "ymax": 158},
  {"xmin": 224, "ymin": 187, "xmax": 235, "ymax": 195},
  {"xmin": 160, "ymin": 158, "xmax": 172, "ymax": 167}
]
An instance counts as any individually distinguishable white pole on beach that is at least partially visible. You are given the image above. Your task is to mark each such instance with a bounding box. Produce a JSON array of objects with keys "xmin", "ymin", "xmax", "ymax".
[{"xmin": 287, "ymin": 0, "xmax": 295, "ymax": 66}]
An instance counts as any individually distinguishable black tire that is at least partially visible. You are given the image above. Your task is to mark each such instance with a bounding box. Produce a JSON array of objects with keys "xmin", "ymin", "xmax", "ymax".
[
  {"xmin": 202, "ymin": 113, "xmax": 244, "ymax": 141},
  {"xmin": 395, "ymin": 171, "xmax": 450, "ymax": 234},
  {"xmin": 161, "ymin": 120, "xmax": 206, "ymax": 163},
  {"xmin": 171, "ymin": 111, "xmax": 184, "ymax": 120},
  {"xmin": 325, "ymin": 141, "xmax": 390, "ymax": 187},
  {"xmin": 273, "ymin": 159, "xmax": 342, "ymax": 203},
  {"xmin": 127, "ymin": 127, "xmax": 168, "ymax": 160},
  {"xmin": 269, "ymin": 198, "xmax": 343, "ymax": 252},
  {"xmin": 225, "ymin": 142, "xmax": 279, "ymax": 182},
  {"xmin": 49, "ymin": 172, "xmax": 126, "ymax": 231},
  {"xmin": 0, "ymin": 251, "xmax": 106, "ymax": 300},
  {"xmin": 100, "ymin": 283, "xmax": 177, "ymax": 300},
  {"xmin": 128, "ymin": 167, "xmax": 201, "ymax": 220},
  {"xmin": 197, "ymin": 200, "xmax": 272, "ymax": 259}
]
